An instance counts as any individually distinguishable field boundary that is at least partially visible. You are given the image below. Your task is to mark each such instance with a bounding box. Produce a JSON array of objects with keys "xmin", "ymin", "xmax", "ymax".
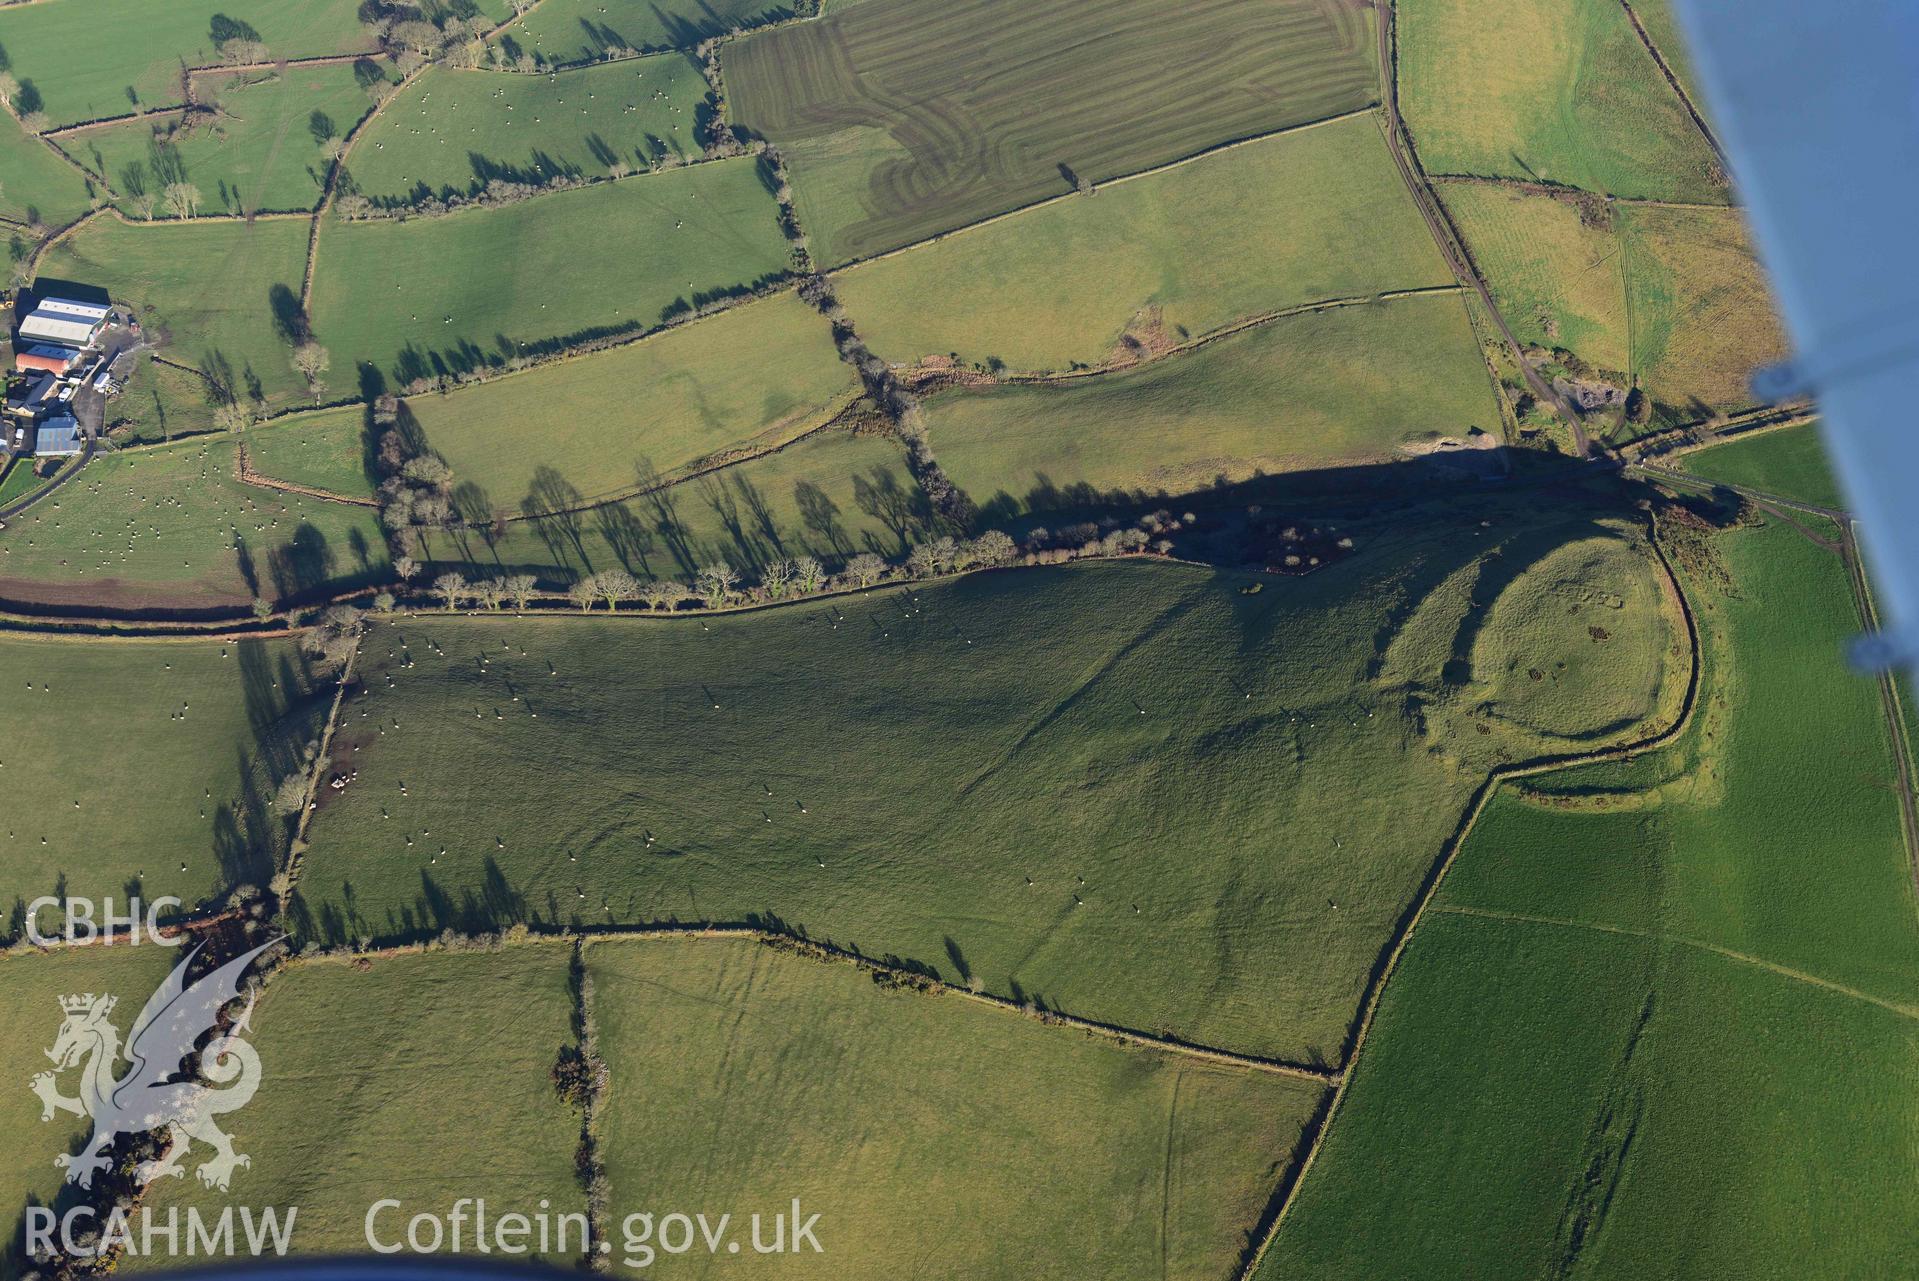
[
  {"xmin": 282, "ymin": 920, "xmax": 1342, "ymax": 1082},
  {"xmin": 1234, "ymin": 505, "xmax": 1703, "ymax": 1279},
  {"xmin": 227, "ymin": 370, "xmax": 866, "ymax": 519},
  {"xmin": 1835, "ymin": 521, "xmax": 1919, "ymax": 907},
  {"xmin": 302, "ymin": 60, "xmax": 431, "ymax": 307},
  {"xmin": 1610, "ymin": 0, "xmax": 1730, "ymax": 174},
  {"xmin": 1623, "ymin": 405, "xmax": 1818, "ymax": 463},
  {"xmin": 1429, "ymin": 171, "xmax": 1731, "ymax": 210},
  {"xmin": 484, "ymin": 0, "xmax": 818, "ymax": 72},
  {"xmin": 32, "ymin": 52, "xmax": 382, "ymax": 138},
  {"xmin": 287, "ymin": 642, "xmax": 359, "ymax": 863}
]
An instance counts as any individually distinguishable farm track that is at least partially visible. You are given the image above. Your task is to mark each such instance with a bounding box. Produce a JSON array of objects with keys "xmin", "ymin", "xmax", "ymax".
[
  {"xmin": 19, "ymin": 188, "xmax": 106, "ymax": 281},
  {"xmin": 1372, "ymin": 0, "xmax": 1588, "ymax": 455},
  {"xmin": 991, "ymin": 285, "xmax": 1467, "ymax": 389},
  {"xmin": 1234, "ymin": 503, "xmax": 1703, "ymax": 1279},
  {"xmin": 0, "ymin": 443, "xmax": 91, "ymax": 521},
  {"xmin": 1432, "ymin": 904, "xmax": 1919, "ymax": 1022}
]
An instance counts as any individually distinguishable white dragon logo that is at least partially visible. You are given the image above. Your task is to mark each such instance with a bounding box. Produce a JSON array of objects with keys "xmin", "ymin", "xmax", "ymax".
[{"xmin": 29, "ymin": 939, "xmax": 277, "ymax": 1192}]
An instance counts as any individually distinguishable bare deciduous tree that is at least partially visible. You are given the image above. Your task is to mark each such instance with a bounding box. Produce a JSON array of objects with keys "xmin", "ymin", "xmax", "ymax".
[
  {"xmin": 274, "ymin": 774, "xmax": 309, "ymax": 816},
  {"xmin": 761, "ymin": 558, "xmax": 796, "ymax": 599},
  {"xmin": 213, "ymin": 399, "xmax": 254, "ymax": 432},
  {"xmin": 291, "ymin": 342, "xmax": 331, "ymax": 401},
  {"xmin": 432, "ymin": 572, "xmax": 467, "ymax": 610},
  {"xmin": 696, "ymin": 562, "xmax": 738, "ymax": 608},
  {"xmin": 793, "ymin": 556, "xmax": 825, "ymax": 594},
  {"xmin": 503, "ymin": 574, "xmax": 536, "ymax": 610},
  {"xmin": 300, "ymin": 604, "xmax": 366, "ymax": 668},
  {"xmin": 594, "ymin": 569, "xmax": 640, "ymax": 611},
  {"xmin": 161, "ymin": 182, "xmax": 202, "ymax": 220},
  {"xmin": 844, "ymin": 552, "xmax": 885, "ymax": 588}
]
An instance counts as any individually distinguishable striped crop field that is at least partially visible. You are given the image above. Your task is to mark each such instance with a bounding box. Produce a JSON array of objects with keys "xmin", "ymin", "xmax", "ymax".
[{"xmin": 726, "ymin": 0, "xmax": 1378, "ymax": 266}]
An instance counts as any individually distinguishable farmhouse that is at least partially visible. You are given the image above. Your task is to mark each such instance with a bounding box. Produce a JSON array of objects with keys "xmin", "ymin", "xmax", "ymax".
[{"xmin": 5, "ymin": 372, "xmax": 63, "ymax": 418}]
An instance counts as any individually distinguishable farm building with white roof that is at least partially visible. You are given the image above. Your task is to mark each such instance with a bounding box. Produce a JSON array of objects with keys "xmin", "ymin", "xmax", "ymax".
[{"xmin": 16, "ymin": 296, "xmax": 110, "ymax": 348}]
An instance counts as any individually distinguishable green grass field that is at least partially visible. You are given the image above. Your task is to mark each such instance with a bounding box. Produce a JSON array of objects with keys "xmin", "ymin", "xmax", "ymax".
[
  {"xmin": 103, "ymin": 355, "xmax": 226, "ymax": 444},
  {"xmin": 498, "ymin": 0, "xmax": 793, "ymax": 64},
  {"xmin": 135, "ymin": 945, "xmax": 584, "ymax": 1260},
  {"xmin": 1265, "ymin": 515, "xmax": 1919, "ymax": 1277},
  {"xmin": 0, "ymin": 438, "xmax": 388, "ymax": 609},
  {"xmin": 926, "ymin": 292, "xmax": 1501, "ymax": 508},
  {"xmin": 0, "ymin": 458, "xmax": 49, "ymax": 508},
  {"xmin": 1678, "ymin": 423, "xmax": 1843, "ymax": 511},
  {"xmin": 1444, "ymin": 183, "xmax": 1626, "ymax": 370},
  {"xmin": 291, "ymin": 496, "xmax": 1680, "ymax": 1062},
  {"xmin": 77, "ymin": 65, "xmax": 377, "ymax": 219},
  {"xmin": 1442, "ymin": 182, "xmax": 1785, "ymax": 419},
  {"xmin": 346, "ymin": 57, "xmax": 708, "ymax": 205},
  {"xmin": 0, "ymin": 0, "xmax": 375, "ymax": 128},
  {"xmin": 591, "ymin": 936, "xmax": 1324, "ymax": 1279},
  {"xmin": 0, "ymin": 113, "xmax": 92, "ymax": 231},
  {"xmin": 309, "ymin": 157, "xmax": 789, "ymax": 390},
  {"xmin": 252, "ymin": 291, "xmax": 856, "ymax": 513},
  {"xmin": 726, "ymin": 0, "xmax": 1377, "ymax": 266},
  {"xmin": 240, "ymin": 406, "xmax": 374, "ymax": 499},
  {"xmin": 0, "ymin": 945, "xmax": 175, "ymax": 1279},
  {"xmin": 37, "ymin": 215, "xmax": 312, "ymax": 411},
  {"xmin": 0, "ymin": 632, "xmax": 331, "ymax": 931},
  {"xmin": 1399, "ymin": 0, "xmax": 1724, "ymax": 202},
  {"xmin": 833, "ymin": 113, "xmax": 1453, "ymax": 375},
  {"xmin": 1622, "ymin": 202, "xmax": 1790, "ymax": 418}
]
